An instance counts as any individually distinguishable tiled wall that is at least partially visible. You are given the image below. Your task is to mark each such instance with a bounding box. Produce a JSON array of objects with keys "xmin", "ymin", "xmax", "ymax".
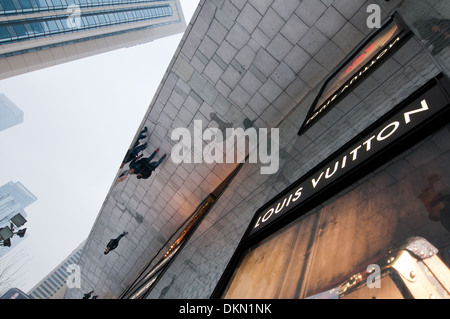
[
  {"xmin": 147, "ymin": 0, "xmax": 450, "ymax": 299},
  {"xmin": 65, "ymin": 0, "xmax": 450, "ymax": 298}
]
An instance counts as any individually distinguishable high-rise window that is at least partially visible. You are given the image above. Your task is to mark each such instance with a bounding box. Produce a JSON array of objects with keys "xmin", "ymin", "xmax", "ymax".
[
  {"xmin": 0, "ymin": 0, "xmax": 169, "ymax": 15},
  {"xmin": 0, "ymin": 5, "xmax": 173, "ymax": 45},
  {"xmin": 0, "ymin": 0, "xmax": 185, "ymax": 80}
]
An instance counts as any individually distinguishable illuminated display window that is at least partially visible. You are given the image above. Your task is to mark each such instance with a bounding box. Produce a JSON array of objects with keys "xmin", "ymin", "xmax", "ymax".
[
  {"xmin": 223, "ymin": 129, "xmax": 450, "ymax": 298},
  {"xmin": 299, "ymin": 13, "xmax": 411, "ymax": 135}
]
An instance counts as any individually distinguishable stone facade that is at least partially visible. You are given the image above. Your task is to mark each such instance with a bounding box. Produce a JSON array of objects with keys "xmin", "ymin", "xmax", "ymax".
[{"xmin": 64, "ymin": 0, "xmax": 450, "ymax": 299}]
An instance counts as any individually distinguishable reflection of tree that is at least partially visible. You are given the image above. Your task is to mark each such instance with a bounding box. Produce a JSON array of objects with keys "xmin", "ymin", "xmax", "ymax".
[
  {"xmin": 417, "ymin": 174, "xmax": 450, "ymax": 232},
  {"xmin": 0, "ymin": 250, "xmax": 31, "ymax": 295}
]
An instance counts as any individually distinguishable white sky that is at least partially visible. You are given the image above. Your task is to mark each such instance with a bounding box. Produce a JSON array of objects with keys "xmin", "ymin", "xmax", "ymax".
[{"xmin": 0, "ymin": 0, "xmax": 199, "ymax": 294}]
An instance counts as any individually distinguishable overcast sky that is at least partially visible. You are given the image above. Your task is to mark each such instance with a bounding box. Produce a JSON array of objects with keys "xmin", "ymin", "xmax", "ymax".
[{"xmin": 0, "ymin": 0, "xmax": 199, "ymax": 294}]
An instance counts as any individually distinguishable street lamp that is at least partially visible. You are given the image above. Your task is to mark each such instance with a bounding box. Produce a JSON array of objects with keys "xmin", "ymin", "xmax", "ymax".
[
  {"xmin": 0, "ymin": 238, "xmax": 11, "ymax": 247},
  {"xmin": 0, "ymin": 215, "xmax": 28, "ymax": 247},
  {"xmin": 0, "ymin": 226, "xmax": 13, "ymax": 241},
  {"xmin": 15, "ymin": 228, "xmax": 26, "ymax": 238},
  {"xmin": 0, "ymin": 227, "xmax": 27, "ymax": 247}
]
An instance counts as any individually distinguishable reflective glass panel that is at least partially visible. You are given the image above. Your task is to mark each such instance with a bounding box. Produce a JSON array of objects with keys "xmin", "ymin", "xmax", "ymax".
[
  {"xmin": 36, "ymin": 0, "xmax": 47, "ymax": 7},
  {"xmin": 12, "ymin": 24, "xmax": 27, "ymax": 37},
  {"xmin": 30, "ymin": 22, "xmax": 43, "ymax": 33},
  {"xmin": 0, "ymin": 26, "xmax": 11, "ymax": 40},
  {"xmin": 0, "ymin": 4, "xmax": 173, "ymax": 44},
  {"xmin": 18, "ymin": 0, "xmax": 32, "ymax": 9},
  {"xmin": 46, "ymin": 20, "xmax": 59, "ymax": 32},
  {"xmin": 0, "ymin": 0, "xmax": 16, "ymax": 11}
]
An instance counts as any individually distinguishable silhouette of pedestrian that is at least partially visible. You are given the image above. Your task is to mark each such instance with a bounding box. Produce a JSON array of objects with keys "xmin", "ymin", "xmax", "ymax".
[
  {"xmin": 117, "ymin": 149, "xmax": 166, "ymax": 184},
  {"xmin": 82, "ymin": 290, "xmax": 94, "ymax": 299},
  {"xmin": 129, "ymin": 149, "xmax": 167, "ymax": 180},
  {"xmin": 120, "ymin": 127, "xmax": 149, "ymax": 168},
  {"xmin": 104, "ymin": 231, "xmax": 128, "ymax": 255}
]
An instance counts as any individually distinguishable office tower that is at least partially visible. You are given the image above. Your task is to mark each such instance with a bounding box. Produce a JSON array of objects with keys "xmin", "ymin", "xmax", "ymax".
[
  {"xmin": 0, "ymin": 0, "xmax": 186, "ymax": 79},
  {"xmin": 0, "ymin": 181, "xmax": 36, "ymax": 258},
  {"xmin": 0, "ymin": 94, "xmax": 23, "ymax": 132},
  {"xmin": 27, "ymin": 240, "xmax": 85, "ymax": 299},
  {"xmin": 0, "ymin": 181, "xmax": 36, "ymax": 227}
]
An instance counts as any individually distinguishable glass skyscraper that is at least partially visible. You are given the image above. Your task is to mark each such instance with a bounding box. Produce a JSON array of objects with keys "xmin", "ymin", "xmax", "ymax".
[
  {"xmin": 0, "ymin": 181, "xmax": 36, "ymax": 258},
  {"xmin": 0, "ymin": 93, "xmax": 23, "ymax": 132},
  {"xmin": 0, "ymin": 0, "xmax": 186, "ymax": 78},
  {"xmin": 0, "ymin": 181, "xmax": 36, "ymax": 227}
]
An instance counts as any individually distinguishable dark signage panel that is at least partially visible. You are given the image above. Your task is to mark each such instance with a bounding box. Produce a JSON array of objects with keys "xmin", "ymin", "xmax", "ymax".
[{"xmin": 248, "ymin": 75, "xmax": 450, "ymax": 239}]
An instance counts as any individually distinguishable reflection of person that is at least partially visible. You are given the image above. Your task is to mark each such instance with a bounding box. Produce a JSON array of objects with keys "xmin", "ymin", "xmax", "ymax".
[
  {"xmin": 418, "ymin": 174, "xmax": 450, "ymax": 232},
  {"xmin": 120, "ymin": 127, "xmax": 148, "ymax": 168},
  {"xmin": 115, "ymin": 149, "xmax": 166, "ymax": 184},
  {"xmin": 82, "ymin": 290, "xmax": 94, "ymax": 299},
  {"xmin": 128, "ymin": 149, "xmax": 167, "ymax": 179},
  {"xmin": 104, "ymin": 232, "xmax": 128, "ymax": 255},
  {"xmin": 414, "ymin": 18, "xmax": 450, "ymax": 55}
]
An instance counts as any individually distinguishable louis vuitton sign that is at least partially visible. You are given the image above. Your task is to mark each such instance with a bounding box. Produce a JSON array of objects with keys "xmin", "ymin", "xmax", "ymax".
[{"xmin": 248, "ymin": 75, "xmax": 450, "ymax": 238}]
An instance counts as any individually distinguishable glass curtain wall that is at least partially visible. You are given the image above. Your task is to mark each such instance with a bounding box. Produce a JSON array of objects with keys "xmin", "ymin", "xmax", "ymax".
[
  {"xmin": 0, "ymin": 4, "xmax": 173, "ymax": 44},
  {"xmin": 0, "ymin": 0, "xmax": 167, "ymax": 15}
]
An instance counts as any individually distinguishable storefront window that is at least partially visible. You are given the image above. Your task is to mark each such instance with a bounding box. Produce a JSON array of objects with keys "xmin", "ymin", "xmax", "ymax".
[
  {"xmin": 315, "ymin": 19, "xmax": 403, "ymax": 113},
  {"xmin": 223, "ymin": 125, "xmax": 450, "ymax": 299}
]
